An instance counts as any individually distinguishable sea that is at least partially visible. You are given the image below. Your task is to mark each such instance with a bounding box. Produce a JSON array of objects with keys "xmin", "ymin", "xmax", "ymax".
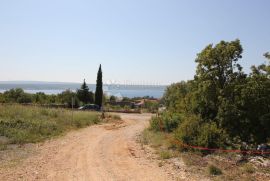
[{"xmin": 0, "ymin": 82, "xmax": 167, "ymax": 99}]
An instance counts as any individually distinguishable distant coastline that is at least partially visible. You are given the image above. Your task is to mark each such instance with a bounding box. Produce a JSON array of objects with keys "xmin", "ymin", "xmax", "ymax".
[{"xmin": 0, "ymin": 81, "xmax": 166, "ymax": 98}]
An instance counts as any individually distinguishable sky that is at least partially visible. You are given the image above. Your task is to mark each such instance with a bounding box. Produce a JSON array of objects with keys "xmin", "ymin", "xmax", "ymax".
[{"xmin": 0, "ymin": 0, "xmax": 269, "ymax": 85}]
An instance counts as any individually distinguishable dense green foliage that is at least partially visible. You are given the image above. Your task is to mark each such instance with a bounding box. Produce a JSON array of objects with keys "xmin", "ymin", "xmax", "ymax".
[
  {"xmin": 57, "ymin": 90, "xmax": 80, "ymax": 108},
  {"xmin": 0, "ymin": 88, "xmax": 80, "ymax": 108},
  {"xmin": 151, "ymin": 40, "xmax": 270, "ymax": 150},
  {"xmin": 0, "ymin": 80, "xmax": 97, "ymax": 108},
  {"xmin": 77, "ymin": 79, "xmax": 94, "ymax": 104},
  {"xmin": 1, "ymin": 88, "xmax": 33, "ymax": 103},
  {"xmin": 95, "ymin": 64, "xmax": 103, "ymax": 107},
  {"xmin": 144, "ymin": 100, "xmax": 159, "ymax": 113},
  {"xmin": 0, "ymin": 72, "xmax": 103, "ymax": 108},
  {"xmin": 0, "ymin": 105, "xmax": 100, "ymax": 144},
  {"xmin": 150, "ymin": 112, "xmax": 182, "ymax": 132},
  {"xmin": 174, "ymin": 115, "xmax": 227, "ymax": 150}
]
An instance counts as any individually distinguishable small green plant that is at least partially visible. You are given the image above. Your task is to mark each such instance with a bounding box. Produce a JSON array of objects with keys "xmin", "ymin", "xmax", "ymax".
[
  {"xmin": 150, "ymin": 112, "xmax": 182, "ymax": 132},
  {"xmin": 160, "ymin": 151, "xmax": 172, "ymax": 160},
  {"xmin": 242, "ymin": 164, "xmax": 256, "ymax": 174},
  {"xmin": 208, "ymin": 165, "xmax": 222, "ymax": 176}
]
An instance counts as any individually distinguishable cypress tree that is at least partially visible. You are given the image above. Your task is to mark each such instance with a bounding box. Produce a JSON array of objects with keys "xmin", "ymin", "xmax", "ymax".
[{"xmin": 95, "ymin": 64, "xmax": 103, "ymax": 107}]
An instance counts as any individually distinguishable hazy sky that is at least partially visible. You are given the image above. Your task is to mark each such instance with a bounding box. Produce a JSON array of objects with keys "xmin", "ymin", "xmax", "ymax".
[{"xmin": 0, "ymin": 0, "xmax": 269, "ymax": 85}]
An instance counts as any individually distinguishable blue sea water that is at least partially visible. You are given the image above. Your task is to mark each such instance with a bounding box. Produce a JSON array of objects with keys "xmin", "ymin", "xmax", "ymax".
[{"xmin": 0, "ymin": 83, "xmax": 166, "ymax": 98}]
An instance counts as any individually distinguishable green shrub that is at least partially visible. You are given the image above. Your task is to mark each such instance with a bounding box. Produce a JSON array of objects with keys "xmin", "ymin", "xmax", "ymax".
[
  {"xmin": 144, "ymin": 101, "xmax": 159, "ymax": 113},
  {"xmin": 208, "ymin": 165, "xmax": 222, "ymax": 175},
  {"xmin": 150, "ymin": 112, "xmax": 182, "ymax": 132},
  {"xmin": 164, "ymin": 113, "xmax": 182, "ymax": 132},
  {"xmin": 197, "ymin": 121, "xmax": 227, "ymax": 149},
  {"xmin": 174, "ymin": 115, "xmax": 201, "ymax": 148},
  {"xmin": 174, "ymin": 115, "xmax": 226, "ymax": 152},
  {"xmin": 242, "ymin": 164, "xmax": 256, "ymax": 174},
  {"xmin": 2, "ymin": 88, "xmax": 33, "ymax": 103},
  {"xmin": 149, "ymin": 116, "xmax": 161, "ymax": 132},
  {"xmin": 160, "ymin": 151, "xmax": 173, "ymax": 159}
]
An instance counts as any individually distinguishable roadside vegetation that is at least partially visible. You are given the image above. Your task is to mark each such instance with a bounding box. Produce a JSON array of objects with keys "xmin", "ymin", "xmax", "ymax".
[
  {"xmin": 0, "ymin": 65, "xmax": 104, "ymax": 110},
  {"xmin": 0, "ymin": 81, "xmax": 94, "ymax": 109},
  {"xmin": 0, "ymin": 104, "xmax": 101, "ymax": 146},
  {"xmin": 0, "ymin": 89, "xmax": 80, "ymax": 108},
  {"xmin": 142, "ymin": 40, "xmax": 270, "ymax": 180},
  {"xmin": 152, "ymin": 39, "xmax": 270, "ymax": 151},
  {"xmin": 141, "ymin": 129, "xmax": 270, "ymax": 180}
]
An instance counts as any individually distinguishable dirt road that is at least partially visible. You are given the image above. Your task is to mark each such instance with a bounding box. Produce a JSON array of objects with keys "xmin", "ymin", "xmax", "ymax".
[{"xmin": 0, "ymin": 114, "xmax": 172, "ymax": 181}]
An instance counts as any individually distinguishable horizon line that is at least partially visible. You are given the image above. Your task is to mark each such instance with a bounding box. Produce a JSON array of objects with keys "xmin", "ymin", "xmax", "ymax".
[{"xmin": 0, "ymin": 80, "xmax": 170, "ymax": 87}]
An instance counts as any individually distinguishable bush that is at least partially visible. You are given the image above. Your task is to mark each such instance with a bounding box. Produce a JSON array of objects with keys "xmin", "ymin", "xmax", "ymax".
[
  {"xmin": 197, "ymin": 121, "xmax": 227, "ymax": 149},
  {"xmin": 57, "ymin": 90, "xmax": 80, "ymax": 108},
  {"xmin": 208, "ymin": 165, "xmax": 222, "ymax": 175},
  {"xmin": 144, "ymin": 101, "xmax": 159, "ymax": 113},
  {"xmin": 2, "ymin": 88, "xmax": 33, "ymax": 103},
  {"xmin": 160, "ymin": 151, "xmax": 173, "ymax": 159},
  {"xmin": 149, "ymin": 116, "xmax": 161, "ymax": 132},
  {"xmin": 150, "ymin": 112, "xmax": 182, "ymax": 132},
  {"xmin": 242, "ymin": 164, "xmax": 256, "ymax": 174},
  {"xmin": 174, "ymin": 115, "xmax": 200, "ymax": 146},
  {"xmin": 174, "ymin": 115, "xmax": 227, "ymax": 152}
]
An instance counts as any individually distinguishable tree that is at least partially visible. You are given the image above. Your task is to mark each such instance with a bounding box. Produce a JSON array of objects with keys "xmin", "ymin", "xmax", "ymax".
[
  {"xmin": 95, "ymin": 64, "xmax": 103, "ymax": 107},
  {"xmin": 3, "ymin": 88, "xmax": 33, "ymax": 103},
  {"xmin": 193, "ymin": 39, "xmax": 246, "ymax": 120},
  {"xmin": 264, "ymin": 52, "xmax": 270, "ymax": 60},
  {"xmin": 236, "ymin": 54, "xmax": 270, "ymax": 143},
  {"xmin": 33, "ymin": 92, "xmax": 49, "ymax": 104},
  {"xmin": 153, "ymin": 40, "xmax": 270, "ymax": 149},
  {"xmin": 58, "ymin": 90, "xmax": 79, "ymax": 108},
  {"xmin": 250, "ymin": 53, "xmax": 270, "ymax": 77},
  {"xmin": 110, "ymin": 95, "xmax": 116, "ymax": 102},
  {"xmin": 77, "ymin": 79, "xmax": 94, "ymax": 105},
  {"xmin": 195, "ymin": 39, "xmax": 244, "ymax": 89},
  {"xmin": 162, "ymin": 81, "xmax": 190, "ymax": 113}
]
